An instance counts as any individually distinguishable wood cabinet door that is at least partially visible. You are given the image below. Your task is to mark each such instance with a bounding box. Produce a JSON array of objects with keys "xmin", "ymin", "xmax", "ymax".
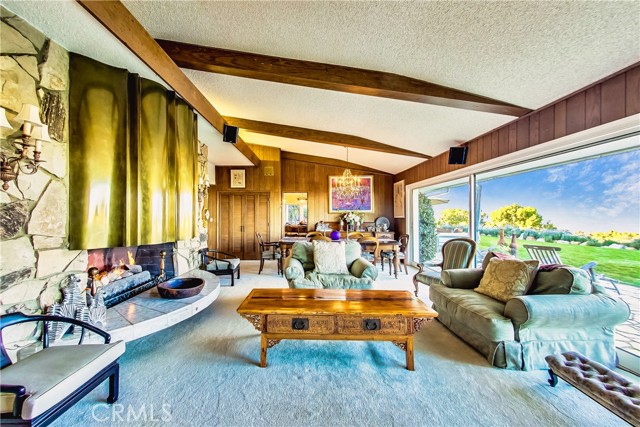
[{"xmin": 218, "ymin": 192, "xmax": 270, "ymax": 259}]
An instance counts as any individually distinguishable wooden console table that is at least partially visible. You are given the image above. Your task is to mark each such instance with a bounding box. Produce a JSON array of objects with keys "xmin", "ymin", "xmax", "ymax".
[{"xmin": 237, "ymin": 289, "xmax": 437, "ymax": 370}]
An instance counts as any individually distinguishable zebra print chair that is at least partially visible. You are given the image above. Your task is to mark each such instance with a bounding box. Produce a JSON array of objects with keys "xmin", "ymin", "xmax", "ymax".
[{"xmin": 413, "ymin": 237, "xmax": 477, "ymax": 296}]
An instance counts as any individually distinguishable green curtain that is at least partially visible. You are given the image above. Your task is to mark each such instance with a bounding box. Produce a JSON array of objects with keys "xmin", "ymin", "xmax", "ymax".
[
  {"xmin": 69, "ymin": 54, "xmax": 198, "ymax": 249},
  {"xmin": 131, "ymin": 78, "xmax": 176, "ymax": 245},
  {"xmin": 69, "ymin": 54, "xmax": 128, "ymax": 250},
  {"xmin": 174, "ymin": 95, "xmax": 197, "ymax": 240}
]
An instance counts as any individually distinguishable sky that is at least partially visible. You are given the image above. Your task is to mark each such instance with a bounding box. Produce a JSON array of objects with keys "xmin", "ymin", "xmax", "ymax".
[{"xmin": 428, "ymin": 149, "xmax": 640, "ymax": 234}]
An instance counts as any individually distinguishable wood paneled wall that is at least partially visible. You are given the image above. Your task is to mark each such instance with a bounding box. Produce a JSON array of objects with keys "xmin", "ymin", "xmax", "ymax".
[
  {"xmin": 207, "ymin": 144, "xmax": 281, "ymax": 250},
  {"xmin": 393, "ymin": 63, "xmax": 640, "ymax": 235},
  {"xmin": 281, "ymin": 157, "xmax": 394, "ymax": 228}
]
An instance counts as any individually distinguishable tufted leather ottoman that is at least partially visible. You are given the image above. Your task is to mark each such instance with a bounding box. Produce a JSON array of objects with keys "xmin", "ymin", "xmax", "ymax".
[{"xmin": 546, "ymin": 351, "xmax": 640, "ymax": 426}]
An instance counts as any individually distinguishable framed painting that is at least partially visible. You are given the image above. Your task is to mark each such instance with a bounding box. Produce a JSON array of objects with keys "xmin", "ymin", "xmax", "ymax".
[
  {"xmin": 230, "ymin": 169, "xmax": 245, "ymax": 188},
  {"xmin": 393, "ymin": 180, "xmax": 405, "ymax": 218},
  {"xmin": 329, "ymin": 175, "xmax": 374, "ymax": 213}
]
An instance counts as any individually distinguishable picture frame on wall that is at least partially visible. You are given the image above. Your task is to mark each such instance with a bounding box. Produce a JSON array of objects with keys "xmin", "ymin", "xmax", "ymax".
[
  {"xmin": 393, "ymin": 180, "xmax": 405, "ymax": 218},
  {"xmin": 328, "ymin": 175, "xmax": 374, "ymax": 213},
  {"xmin": 230, "ymin": 169, "xmax": 245, "ymax": 188}
]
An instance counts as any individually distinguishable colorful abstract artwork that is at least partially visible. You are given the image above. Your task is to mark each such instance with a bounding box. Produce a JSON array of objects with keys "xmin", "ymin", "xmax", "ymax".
[{"xmin": 329, "ymin": 175, "xmax": 374, "ymax": 213}]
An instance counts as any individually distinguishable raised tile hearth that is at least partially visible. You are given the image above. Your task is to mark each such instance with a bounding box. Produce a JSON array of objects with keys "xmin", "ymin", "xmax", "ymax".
[{"xmin": 103, "ymin": 269, "xmax": 220, "ymax": 342}]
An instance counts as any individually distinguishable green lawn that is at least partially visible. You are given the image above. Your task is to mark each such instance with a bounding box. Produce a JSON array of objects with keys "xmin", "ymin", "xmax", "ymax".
[{"xmin": 478, "ymin": 235, "xmax": 640, "ymax": 287}]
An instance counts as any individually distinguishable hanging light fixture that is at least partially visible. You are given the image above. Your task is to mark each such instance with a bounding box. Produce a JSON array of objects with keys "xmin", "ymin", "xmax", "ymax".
[{"xmin": 334, "ymin": 147, "xmax": 362, "ymax": 199}]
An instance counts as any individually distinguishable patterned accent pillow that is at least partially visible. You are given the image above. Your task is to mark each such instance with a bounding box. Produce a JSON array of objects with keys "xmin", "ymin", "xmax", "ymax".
[
  {"xmin": 313, "ymin": 241, "xmax": 350, "ymax": 275},
  {"xmin": 475, "ymin": 258, "xmax": 540, "ymax": 303}
]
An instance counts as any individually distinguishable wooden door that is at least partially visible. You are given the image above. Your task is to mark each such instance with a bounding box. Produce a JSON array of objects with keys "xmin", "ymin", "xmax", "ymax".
[
  {"xmin": 218, "ymin": 193, "xmax": 242, "ymax": 256},
  {"xmin": 218, "ymin": 192, "xmax": 270, "ymax": 259}
]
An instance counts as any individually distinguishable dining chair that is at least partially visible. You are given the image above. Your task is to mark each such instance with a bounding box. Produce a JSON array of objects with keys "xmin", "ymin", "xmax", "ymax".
[
  {"xmin": 347, "ymin": 232, "xmax": 365, "ymax": 240},
  {"xmin": 381, "ymin": 234, "xmax": 409, "ymax": 275},
  {"xmin": 305, "ymin": 231, "xmax": 323, "ymax": 241},
  {"xmin": 309, "ymin": 235, "xmax": 332, "ymax": 242},
  {"xmin": 358, "ymin": 236, "xmax": 379, "ymax": 267},
  {"xmin": 256, "ymin": 232, "xmax": 282, "ymax": 275}
]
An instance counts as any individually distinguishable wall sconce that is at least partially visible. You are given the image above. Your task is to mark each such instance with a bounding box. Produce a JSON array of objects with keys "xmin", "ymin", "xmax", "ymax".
[{"xmin": 0, "ymin": 104, "xmax": 51, "ymax": 191}]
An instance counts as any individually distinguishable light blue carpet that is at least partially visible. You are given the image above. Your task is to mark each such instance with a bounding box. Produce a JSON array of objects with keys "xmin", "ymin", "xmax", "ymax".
[{"xmin": 52, "ymin": 262, "xmax": 627, "ymax": 427}]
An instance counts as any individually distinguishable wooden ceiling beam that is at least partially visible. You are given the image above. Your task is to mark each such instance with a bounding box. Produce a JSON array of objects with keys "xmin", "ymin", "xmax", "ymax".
[
  {"xmin": 225, "ymin": 117, "xmax": 431, "ymax": 159},
  {"xmin": 76, "ymin": 1, "xmax": 260, "ymax": 166},
  {"xmin": 281, "ymin": 152, "xmax": 391, "ymax": 176},
  {"xmin": 157, "ymin": 39, "xmax": 531, "ymax": 117}
]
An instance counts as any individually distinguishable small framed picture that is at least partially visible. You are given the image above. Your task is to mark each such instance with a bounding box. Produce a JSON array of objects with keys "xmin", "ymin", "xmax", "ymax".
[
  {"xmin": 230, "ymin": 169, "xmax": 245, "ymax": 188},
  {"xmin": 394, "ymin": 180, "xmax": 405, "ymax": 218}
]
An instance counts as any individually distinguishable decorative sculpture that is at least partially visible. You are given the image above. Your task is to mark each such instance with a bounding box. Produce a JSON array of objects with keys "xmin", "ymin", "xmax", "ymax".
[{"xmin": 46, "ymin": 273, "xmax": 107, "ymax": 342}]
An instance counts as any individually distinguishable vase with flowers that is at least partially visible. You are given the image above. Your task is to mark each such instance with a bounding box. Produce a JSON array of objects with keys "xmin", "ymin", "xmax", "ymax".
[{"xmin": 339, "ymin": 211, "xmax": 364, "ymax": 231}]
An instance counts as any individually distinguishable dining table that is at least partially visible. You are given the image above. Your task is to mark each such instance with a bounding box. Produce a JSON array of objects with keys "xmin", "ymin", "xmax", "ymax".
[{"xmin": 278, "ymin": 236, "xmax": 401, "ymax": 278}]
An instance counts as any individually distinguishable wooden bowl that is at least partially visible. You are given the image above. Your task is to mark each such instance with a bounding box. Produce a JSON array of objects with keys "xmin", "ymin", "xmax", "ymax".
[{"xmin": 157, "ymin": 278, "xmax": 204, "ymax": 299}]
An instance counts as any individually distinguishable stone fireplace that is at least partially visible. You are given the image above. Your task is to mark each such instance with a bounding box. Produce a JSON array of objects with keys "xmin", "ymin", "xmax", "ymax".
[{"xmin": 0, "ymin": 10, "xmax": 209, "ymax": 345}]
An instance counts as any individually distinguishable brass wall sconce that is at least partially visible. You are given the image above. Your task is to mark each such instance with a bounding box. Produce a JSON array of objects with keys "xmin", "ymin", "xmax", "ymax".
[{"xmin": 0, "ymin": 104, "xmax": 51, "ymax": 191}]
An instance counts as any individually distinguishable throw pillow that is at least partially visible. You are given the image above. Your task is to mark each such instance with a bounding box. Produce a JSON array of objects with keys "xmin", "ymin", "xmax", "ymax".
[
  {"xmin": 313, "ymin": 241, "xmax": 350, "ymax": 275},
  {"xmin": 475, "ymin": 258, "xmax": 540, "ymax": 303},
  {"xmin": 527, "ymin": 266, "xmax": 592, "ymax": 295}
]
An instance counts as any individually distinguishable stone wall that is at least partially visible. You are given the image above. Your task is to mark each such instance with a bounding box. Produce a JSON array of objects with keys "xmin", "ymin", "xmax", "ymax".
[
  {"xmin": 0, "ymin": 8, "xmax": 209, "ymax": 344},
  {"xmin": 0, "ymin": 7, "xmax": 85, "ymax": 342}
]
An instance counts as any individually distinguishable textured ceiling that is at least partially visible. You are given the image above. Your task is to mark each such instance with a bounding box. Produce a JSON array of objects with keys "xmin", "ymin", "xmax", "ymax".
[
  {"xmin": 122, "ymin": 0, "xmax": 640, "ymax": 173},
  {"xmin": 5, "ymin": 1, "xmax": 640, "ymax": 174}
]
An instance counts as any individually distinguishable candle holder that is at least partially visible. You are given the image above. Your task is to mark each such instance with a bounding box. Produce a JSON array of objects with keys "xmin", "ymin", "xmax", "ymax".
[
  {"xmin": 159, "ymin": 250, "xmax": 167, "ymax": 281},
  {"xmin": 0, "ymin": 105, "xmax": 51, "ymax": 191}
]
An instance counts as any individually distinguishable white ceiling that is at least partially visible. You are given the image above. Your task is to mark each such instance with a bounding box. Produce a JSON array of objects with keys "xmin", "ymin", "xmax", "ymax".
[
  {"xmin": 2, "ymin": 0, "xmax": 252, "ymax": 168},
  {"xmin": 5, "ymin": 1, "xmax": 640, "ymax": 174}
]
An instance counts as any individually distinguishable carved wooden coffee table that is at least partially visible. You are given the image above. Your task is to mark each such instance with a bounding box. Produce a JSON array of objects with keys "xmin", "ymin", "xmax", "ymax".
[{"xmin": 237, "ymin": 289, "xmax": 437, "ymax": 370}]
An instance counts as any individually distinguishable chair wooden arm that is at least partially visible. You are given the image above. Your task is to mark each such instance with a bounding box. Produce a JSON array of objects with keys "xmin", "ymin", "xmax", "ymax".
[
  {"xmin": 0, "ymin": 313, "xmax": 112, "ymax": 369},
  {"xmin": 1, "ymin": 384, "xmax": 27, "ymax": 417},
  {"xmin": 204, "ymin": 249, "xmax": 237, "ymax": 260}
]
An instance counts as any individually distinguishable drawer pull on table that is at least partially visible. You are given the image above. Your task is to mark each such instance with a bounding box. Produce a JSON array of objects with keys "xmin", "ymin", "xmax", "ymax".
[
  {"xmin": 363, "ymin": 319, "xmax": 381, "ymax": 331},
  {"xmin": 292, "ymin": 318, "xmax": 309, "ymax": 330}
]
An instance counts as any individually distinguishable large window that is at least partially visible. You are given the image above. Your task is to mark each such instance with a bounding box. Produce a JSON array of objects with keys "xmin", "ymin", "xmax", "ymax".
[
  {"xmin": 476, "ymin": 149, "xmax": 640, "ymax": 286},
  {"xmin": 414, "ymin": 179, "xmax": 470, "ymax": 264}
]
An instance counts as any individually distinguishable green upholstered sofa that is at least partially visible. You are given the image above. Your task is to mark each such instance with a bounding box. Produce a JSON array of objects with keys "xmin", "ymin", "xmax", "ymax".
[
  {"xmin": 430, "ymin": 266, "xmax": 630, "ymax": 370},
  {"xmin": 283, "ymin": 241, "xmax": 378, "ymax": 289}
]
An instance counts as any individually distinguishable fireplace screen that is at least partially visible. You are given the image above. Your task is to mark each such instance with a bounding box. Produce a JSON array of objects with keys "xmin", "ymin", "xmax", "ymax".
[{"xmin": 87, "ymin": 242, "xmax": 175, "ymax": 307}]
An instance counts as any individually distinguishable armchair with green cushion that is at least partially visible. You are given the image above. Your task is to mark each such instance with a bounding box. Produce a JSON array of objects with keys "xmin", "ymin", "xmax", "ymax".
[
  {"xmin": 413, "ymin": 237, "xmax": 477, "ymax": 296},
  {"xmin": 430, "ymin": 264, "xmax": 629, "ymax": 370},
  {"xmin": 283, "ymin": 241, "xmax": 378, "ymax": 289}
]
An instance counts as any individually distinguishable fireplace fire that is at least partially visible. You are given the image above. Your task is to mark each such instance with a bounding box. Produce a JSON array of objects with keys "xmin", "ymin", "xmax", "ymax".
[{"xmin": 86, "ymin": 242, "xmax": 176, "ymax": 307}]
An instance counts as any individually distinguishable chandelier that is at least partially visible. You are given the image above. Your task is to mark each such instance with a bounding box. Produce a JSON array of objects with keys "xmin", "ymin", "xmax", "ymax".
[{"xmin": 334, "ymin": 148, "xmax": 362, "ymax": 199}]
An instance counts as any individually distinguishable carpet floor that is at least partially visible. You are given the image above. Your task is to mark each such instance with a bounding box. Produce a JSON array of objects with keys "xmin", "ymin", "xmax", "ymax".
[{"xmin": 53, "ymin": 261, "xmax": 627, "ymax": 427}]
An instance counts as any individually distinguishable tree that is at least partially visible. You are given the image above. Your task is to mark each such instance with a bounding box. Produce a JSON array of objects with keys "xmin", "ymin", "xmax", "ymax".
[
  {"xmin": 418, "ymin": 193, "xmax": 438, "ymax": 262},
  {"xmin": 437, "ymin": 208, "xmax": 469, "ymax": 227},
  {"xmin": 486, "ymin": 203, "xmax": 552, "ymax": 229},
  {"xmin": 286, "ymin": 205, "xmax": 300, "ymax": 224}
]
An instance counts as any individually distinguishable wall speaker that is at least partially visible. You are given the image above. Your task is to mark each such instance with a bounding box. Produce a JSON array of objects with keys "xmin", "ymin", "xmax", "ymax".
[
  {"xmin": 222, "ymin": 124, "xmax": 239, "ymax": 144},
  {"xmin": 448, "ymin": 146, "xmax": 467, "ymax": 165}
]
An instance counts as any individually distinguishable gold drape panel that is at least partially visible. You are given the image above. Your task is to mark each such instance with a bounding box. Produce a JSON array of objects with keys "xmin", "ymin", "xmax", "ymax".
[
  {"xmin": 69, "ymin": 54, "xmax": 128, "ymax": 250},
  {"xmin": 174, "ymin": 96, "xmax": 197, "ymax": 240},
  {"xmin": 69, "ymin": 55, "xmax": 198, "ymax": 249},
  {"xmin": 132, "ymin": 79, "xmax": 176, "ymax": 245}
]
